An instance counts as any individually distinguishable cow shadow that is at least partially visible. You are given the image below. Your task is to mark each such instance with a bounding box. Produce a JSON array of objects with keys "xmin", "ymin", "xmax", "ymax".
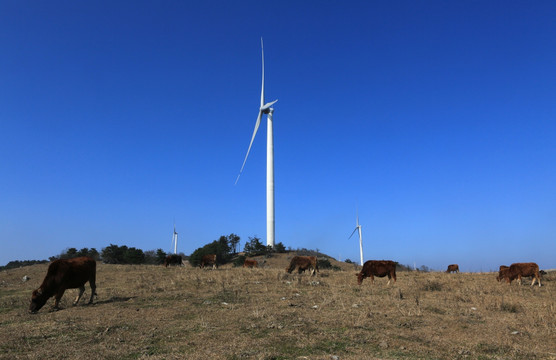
[
  {"xmin": 43, "ymin": 296, "xmax": 135, "ymax": 312},
  {"xmin": 95, "ymin": 296, "xmax": 135, "ymax": 305}
]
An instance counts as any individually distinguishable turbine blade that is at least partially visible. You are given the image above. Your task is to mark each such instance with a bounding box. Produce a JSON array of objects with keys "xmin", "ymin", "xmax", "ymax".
[
  {"xmin": 235, "ymin": 110, "xmax": 263, "ymax": 184},
  {"xmin": 261, "ymin": 99, "xmax": 278, "ymax": 111},
  {"xmin": 348, "ymin": 227, "xmax": 358, "ymax": 239},
  {"xmin": 260, "ymin": 37, "xmax": 265, "ymax": 108}
]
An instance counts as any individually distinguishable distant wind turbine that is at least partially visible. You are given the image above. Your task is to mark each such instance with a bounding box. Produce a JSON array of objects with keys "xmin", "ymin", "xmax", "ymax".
[
  {"xmin": 171, "ymin": 222, "xmax": 178, "ymax": 254},
  {"xmin": 349, "ymin": 212, "xmax": 364, "ymax": 266},
  {"xmin": 235, "ymin": 37, "xmax": 278, "ymax": 248}
]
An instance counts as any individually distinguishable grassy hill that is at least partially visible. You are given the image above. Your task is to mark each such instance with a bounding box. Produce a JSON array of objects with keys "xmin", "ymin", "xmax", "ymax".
[
  {"xmin": 1, "ymin": 255, "xmax": 555, "ymax": 359},
  {"xmin": 226, "ymin": 251, "xmax": 360, "ymax": 272}
]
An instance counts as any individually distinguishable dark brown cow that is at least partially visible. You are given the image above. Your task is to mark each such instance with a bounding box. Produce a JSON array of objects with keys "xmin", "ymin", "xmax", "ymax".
[
  {"xmin": 164, "ymin": 254, "xmax": 183, "ymax": 267},
  {"xmin": 243, "ymin": 259, "xmax": 258, "ymax": 268},
  {"xmin": 446, "ymin": 264, "xmax": 459, "ymax": 273},
  {"xmin": 500, "ymin": 262, "xmax": 541, "ymax": 286},
  {"xmin": 356, "ymin": 260, "xmax": 397, "ymax": 285},
  {"xmin": 200, "ymin": 254, "xmax": 217, "ymax": 269},
  {"xmin": 29, "ymin": 257, "xmax": 96, "ymax": 313},
  {"xmin": 285, "ymin": 256, "xmax": 319, "ymax": 276},
  {"xmin": 497, "ymin": 265, "xmax": 509, "ymax": 282}
]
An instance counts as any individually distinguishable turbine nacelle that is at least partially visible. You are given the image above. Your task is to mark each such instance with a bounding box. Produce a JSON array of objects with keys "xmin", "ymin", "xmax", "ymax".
[
  {"xmin": 348, "ymin": 226, "xmax": 360, "ymax": 239},
  {"xmin": 261, "ymin": 99, "xmax": 278, "ymax": 111}
]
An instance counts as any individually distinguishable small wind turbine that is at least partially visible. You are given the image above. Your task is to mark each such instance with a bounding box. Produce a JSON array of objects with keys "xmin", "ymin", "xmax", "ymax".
[
  {"xmin": 171, "ymin": 222, "xmax": 178, "ymax": 254},
  {"xmin": 349, "ymin": 212, "xmax": 364, "ymax": 266},
  {"xmin": 235, "ymin": 37, "xmax": 278, "ymax": 248}
]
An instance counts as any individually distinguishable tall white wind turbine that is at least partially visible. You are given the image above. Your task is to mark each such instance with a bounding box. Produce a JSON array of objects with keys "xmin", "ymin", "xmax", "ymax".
[
  {"xmin": 235, "ymin": 38, "xmax": 278, "ymax": 248},
  {"xmin": 171, "ymin": 223, "xmax": 178, "ymax": 254},
  {"xmin": 349, "ymin": 213, "xmax": 364, "ymax": 266}
]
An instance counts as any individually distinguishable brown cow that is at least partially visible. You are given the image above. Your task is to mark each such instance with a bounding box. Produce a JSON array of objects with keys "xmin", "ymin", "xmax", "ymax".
[
  {"xmin": 243, "ymin": 259, "xmax": 258, "ymax": 268},
  {"xmin": 356, "ymin": 260, "xmax": 397, "ymax": 285},
  {"xmin": 29, "ymin": 257, "xmax": 96, "ymax": 313},
  {"xmin": 164, "ymin": 254, "xmax": 183, "ymax": 267},
  {"xmin": 497, "ymin": 265, "xmax": 509, "ymax": 282},
  {"xmin": 285, "ymin": 256, "xmax": 319, "ymax": 276},
  {"xmin": 446, "ymin": 264, "xmax": 459, "ymax": 273},
  {"xmin": 500, "ymin": 262, "xmax": 541, "ymax": 286},
  {"xmin": 200, "ymin": 254, "xmax": 217, "ymax": 269}
]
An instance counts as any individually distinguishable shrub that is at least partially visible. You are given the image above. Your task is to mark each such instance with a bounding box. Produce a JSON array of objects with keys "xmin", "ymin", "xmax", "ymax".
[
  {"xmin": 317, "ymin": 258, "xmax": 341, "ymax": 271},
  {"xmin": 233, "ymin": 255, "xmax": 247, "ymax": 267}
]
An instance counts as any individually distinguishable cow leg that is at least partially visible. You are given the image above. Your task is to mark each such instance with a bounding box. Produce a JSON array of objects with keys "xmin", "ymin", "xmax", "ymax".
[
  {"xmin": 73, "ymin": 286, "xmax": 85, "ymax": 305},
  {"xmin": 310, "ymin": 267, "xmax": 316, "ymax": 276},
  {"xmin": 54, "ymin": 289, "xmax": 66, "ymax": 309},
  {"xmin": 88, "ymin": 281, "xmax": 97, "ymax": 304},
  {"xmin": 517, "ymin": 275, "xmax": 522, "ymax": 286}
]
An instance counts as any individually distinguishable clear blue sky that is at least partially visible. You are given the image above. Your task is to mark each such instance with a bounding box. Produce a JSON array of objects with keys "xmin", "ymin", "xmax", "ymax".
[{"xmin": 1, "ymin": 1, "xmax": 555, "ymax": 271}]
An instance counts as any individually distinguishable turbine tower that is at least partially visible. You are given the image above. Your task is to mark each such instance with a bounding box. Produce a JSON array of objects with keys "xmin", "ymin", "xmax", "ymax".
[
  {"xmin": 236, "ymin": 38, "xmax": 278, "ymax": 248},
  {"xmin": 349, "ymin": 213, "xmax": 364, "ymax": 266},
  {"xmin": 171, "ymin": 223, "xmax": 178, "ymax": 255}
]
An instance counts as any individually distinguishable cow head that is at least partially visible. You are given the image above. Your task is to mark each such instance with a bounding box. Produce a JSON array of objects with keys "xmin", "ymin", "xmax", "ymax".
[
  {"xmin": 29, "ymin": 288, "xmax": 48, "ymax": 313},
  {"xmin": 356, "ymin": 272, "xmax": 364, "ymax": 285}
]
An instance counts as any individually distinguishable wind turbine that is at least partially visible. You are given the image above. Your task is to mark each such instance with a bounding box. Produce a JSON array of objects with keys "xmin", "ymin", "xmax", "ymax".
[
  {"xmin": 171, "ymin": 222, "xmax": 178, "ymax": 255},
  {"xmin": 349, "ymin": 212, "xmax": 364, "ymax": 266},
  {"xmin": 235, "ymin": 38, "xmax": 278, "ymax": 248}
]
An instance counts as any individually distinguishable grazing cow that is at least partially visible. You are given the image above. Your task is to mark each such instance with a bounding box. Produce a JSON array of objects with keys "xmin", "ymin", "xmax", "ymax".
[
  {"xmin": 164, "ymin": 254, "xmax": 183, "ymax": 267},
  {"xmin": 285, "ymin": 256, "xmax": 319, "ymax": 276},
  {"xmin": 500, "ymin": 262, "xmax": 541, "ymax": 286},
  {"xmin": 29, "ymin": 257, "xmax": 96, "ymax": 313},
  {"xmin": 243, "ymin": 259, "xmax": 258, "ymax": 268},
  {"xmin": 497, "ymin": 265, "xmax": 509, "ymax": 282},
  {"xmin": 356, "ymin": 260, "xmax": 397, "ymax": 285},
  {"xmin": 446, "ymin": 264, "xmax": 459, "ymax": 273},
  {"xmin": 200, "ymin": 254, "xmax": 217, "ymax": 269}
]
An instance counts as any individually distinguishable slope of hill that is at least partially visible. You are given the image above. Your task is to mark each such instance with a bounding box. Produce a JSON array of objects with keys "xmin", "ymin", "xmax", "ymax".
[{"xmin": 1, "ymin": 260, "xmax": 554, "ymax": 359}]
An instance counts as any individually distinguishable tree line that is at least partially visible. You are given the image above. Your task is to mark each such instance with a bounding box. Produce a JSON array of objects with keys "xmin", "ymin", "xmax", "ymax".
[{"xmin": 0, "ymin": 233, "xmax": 287, "ymax": 270}]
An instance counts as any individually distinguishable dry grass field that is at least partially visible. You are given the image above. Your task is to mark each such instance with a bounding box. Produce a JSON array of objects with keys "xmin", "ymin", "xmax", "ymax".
[{"xmin": 1, "ymin": 254, "xmax": 555, "ymax": 360}]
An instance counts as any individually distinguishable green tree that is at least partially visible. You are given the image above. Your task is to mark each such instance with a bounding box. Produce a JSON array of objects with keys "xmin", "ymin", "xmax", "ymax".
[
  {"xmin": 227, "ymin": 233, "xmax": 240, "ymax": 254},
  {"xmin": 156, "ymin": 249, "xmax": 167, "ymax": 264},
  {"xmin": 61, "ymin": 248, "xmax": 78, "ymax": 259},
  {"xmin": 88, "ymin": 248, "xmax": 100, "ymax": 261},
  {"xmin": 101, "ymin": 244, "xmax": 127, "ymax": 264},
  {"xmin": 76, "ymin": 248, "xmax": 89, "ymax": 257},
  {"xmin": 123, "ymin": 247, "xmax": 145, "ymax": 264},
  {"xmin": 244, "ymin": 236, "xmax": 266, "ymax": 256},
  {"xmin": 274, "ymin": 242, "xmax": 286, "ymax": 253},
  {"xmin": 189, "ymin": 234, "xmax": 236, "ymax": 267}
]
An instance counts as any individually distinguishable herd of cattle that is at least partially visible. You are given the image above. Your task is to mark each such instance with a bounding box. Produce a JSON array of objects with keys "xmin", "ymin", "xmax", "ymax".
[{"xmin": 28, "ymin": 255, "xmax": 544, "ymax": 313}]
